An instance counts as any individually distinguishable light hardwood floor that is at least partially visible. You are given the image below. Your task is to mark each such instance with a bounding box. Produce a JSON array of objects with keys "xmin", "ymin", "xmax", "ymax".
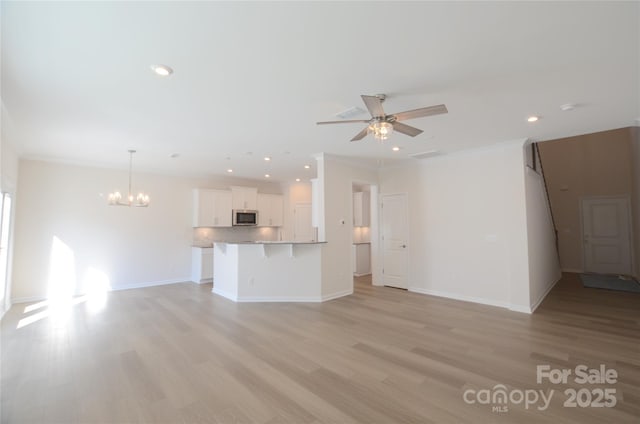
[{"xmin": 2, "ymin": 273, "xmax": 639, "ymax": 423}]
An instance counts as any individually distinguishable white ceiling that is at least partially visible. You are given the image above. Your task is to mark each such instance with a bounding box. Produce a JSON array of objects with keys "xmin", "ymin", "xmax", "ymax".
[{"xmin": 2, "ymin": 1, "xmax": 639, "ymax": 183}]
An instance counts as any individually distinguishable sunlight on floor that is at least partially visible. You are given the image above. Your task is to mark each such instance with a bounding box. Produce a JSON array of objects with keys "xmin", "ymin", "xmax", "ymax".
[
  {"xmin": 17, "ymin": 237, "xmax": 112, "ymax": 329},
  {"xmin": 83, "ymin": 267, "xmax": 111, "ymax": 314}
]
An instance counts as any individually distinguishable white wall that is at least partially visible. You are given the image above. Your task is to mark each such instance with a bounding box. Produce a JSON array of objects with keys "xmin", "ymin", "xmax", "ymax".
[
  {"xmin": 0, "ymin": 122, "xmax": 19, "ymax": 316},
  {"xmin": 379, "ymin": 140, "xmax": 551, "ymax": 312},
  {"xmin": 12, "ymin": 159, "xmax": 282, "ymax": 301},
  {"xmin": 524, "ymin": 164, "xmax": 562, "ymax": 310},
  {"xmin": 502, "ymin": 142, "xmax": 533, "ymax": 311},
  {"xmin": 318, "ymin": 154, "xmax": 378, "ymax": 299},
  {"xmin": 632, "ymin": 126, "xmax": 640, "ymax": 278}
]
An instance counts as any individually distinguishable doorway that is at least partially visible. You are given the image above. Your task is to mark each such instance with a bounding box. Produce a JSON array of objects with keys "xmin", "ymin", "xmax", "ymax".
[
  {"xmin": 0, "ymin": 193, "xmax": 13, "ymax": 310},
  {"xmin": 352, "ymin": 183, "xmax": 373, "ymax": 285},
  {"xmin": 380, "ymin": 193, "xmax": 408, "ymax": 289},
  {"xmin": 581, "ymin": 196, "xmax": 633, "ymax": 275}
]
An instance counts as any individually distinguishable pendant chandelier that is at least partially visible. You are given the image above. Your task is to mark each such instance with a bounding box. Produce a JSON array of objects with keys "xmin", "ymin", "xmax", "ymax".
[{"xmin": 108, "ymin": 150, "xmax": 150, "ymax": 207}]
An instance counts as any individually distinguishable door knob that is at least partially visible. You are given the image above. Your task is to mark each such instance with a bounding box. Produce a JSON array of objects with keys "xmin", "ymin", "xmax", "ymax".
[{"xmin": 402, "ymin": 244, "xmax": 407, "ymax": 248}]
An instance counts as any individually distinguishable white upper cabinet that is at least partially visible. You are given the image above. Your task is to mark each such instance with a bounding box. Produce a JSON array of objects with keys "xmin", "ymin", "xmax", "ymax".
[
  {"xmin": 257, "ymin": 193, "xmax": 284, "ymax": 227},
  {"xmin": 353, "ymin": 191, "xmax": 370, "ymax": 227},
  {"xmin": 231, "ymin": 186, "xmax": 258, "ymax": 210},
  {"xmin": 193, "ymin": 189, "xmax": 232, "ymax": 227}
]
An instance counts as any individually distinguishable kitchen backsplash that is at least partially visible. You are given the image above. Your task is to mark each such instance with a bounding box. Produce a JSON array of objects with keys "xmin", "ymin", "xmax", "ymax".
[{"xmin": 193, "ymin": 227, "xmax": 280, "ymax": 246}]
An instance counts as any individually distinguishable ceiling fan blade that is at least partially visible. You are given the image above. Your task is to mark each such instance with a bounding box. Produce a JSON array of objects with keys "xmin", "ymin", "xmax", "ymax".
[
  {"xmin": 350, "ymin": 127, "xmax": 369, "ymax": 142},
  {"xmin": 361, "ymin": 95, "xmax": 386, "ymax": 118},
  {"xmin": 392, "ymin": 121, "xmax": 423, "ymax": 137},
  {"xmin": 317, "ymin": 119, "xmax": 370, "ymax": 125},
  {"xmin": 393, "ymin": 104, "xmax": 448, "ymax": 121}
]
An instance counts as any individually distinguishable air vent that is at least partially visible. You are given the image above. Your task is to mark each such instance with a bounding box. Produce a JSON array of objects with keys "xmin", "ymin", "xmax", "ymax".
[
  {"xmin": 409, "ymin": 150, "xmax": 440, "ymax": 159},
  {"xmin": 336, "ymin": 106, "xmax": 366, "ymax": 119}
]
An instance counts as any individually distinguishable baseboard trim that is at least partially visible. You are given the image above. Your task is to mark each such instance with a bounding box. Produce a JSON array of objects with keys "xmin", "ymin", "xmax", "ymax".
[
  {"xmin": 192, "ymin": 278, "xmax": 213, "ymax": 285},
  {"xmin": 211, "ymin": 288, "xmax": 351, "ymax": 303},
  {"xmin": 11, "ymin": 295, "xmax": 47, "ymax": 304},
  {"xmin": 0, "ymin": 302, "xmax": 11, "ymax": 321},
  {"xmin": 562, "ymin": 268, "xmax": 584, "ymax": 274},
  {"xmin": 212, "ymin": 287, "xmax": 238, "ymax": 301},
  {"xmin": 110, "ymin": 278, "xmax": 190, "ymax": 292},
  {"xmin": 321, "ymin": 289, "xmax": 353, "ymax": 302},
  {"xmin": 353, "ymin": 272, "xmax": 371, "ymax": 277},
  {"xmin": 529, "ymin": 274, "xmax": 562, "ymax": 313},
  {"xmin": 509, "ymin": 304, "xmax": 533, "ymax": 314},
  {"xmin": 11, "ymin": 278, "xmax": 190, "ymax": 304},
  {"xmin": 408, "ymin": 287, "xmax": 510, "ymax": 310},
  {"xmin": 235, "ymin": 295, "xmax": 322, "ymax": 303}
]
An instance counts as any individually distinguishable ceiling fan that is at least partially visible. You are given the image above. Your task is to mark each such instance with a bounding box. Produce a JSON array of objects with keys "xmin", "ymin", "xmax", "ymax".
[{"xmin": 317, "ymin": 94, "xmax": 447, "ymax": 141}]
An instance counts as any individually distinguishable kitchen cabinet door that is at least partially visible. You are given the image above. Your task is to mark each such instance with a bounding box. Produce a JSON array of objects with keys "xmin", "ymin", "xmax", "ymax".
[
  {"xmin": 231, "ymin": 186, "xmax": 258, "ymax": 210},
  {"xmin": 213, "ymin": 190, "xmax": 232, "ymax": 227},
  {"xmin": 193, "ymin": 189, "xmax": 215, "ymax": 227},
  {"xmin": 269, "ymin": 194, "xmax": 283, "ymax": 226},
  {"xmin": 193, "ymin": 189, "xmax": 232, "ymax": 227},
  {"xmin": 191, "ymin": 247, "xmax": 213, "ymax": 283},
  {"xmin": 257, "ymin": 194, "xmax": 284, "ymax": 226}
]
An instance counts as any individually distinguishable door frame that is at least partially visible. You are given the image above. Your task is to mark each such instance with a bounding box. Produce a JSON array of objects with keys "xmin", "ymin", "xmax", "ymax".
[
  {"xmin": 350, "ymin": 182, "xmax": 380, "ymax": 288},
  {"xmin": 379, "ymin": 192, "xmax": 409, "ymax": 289},
  {"xmin": 579, "ymin": 195, "xmax": 634, "ymax": 275}
]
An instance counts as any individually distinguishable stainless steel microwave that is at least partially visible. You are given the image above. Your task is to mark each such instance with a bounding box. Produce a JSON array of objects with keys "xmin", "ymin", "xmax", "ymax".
[{"xmin": 232, "ymin": 209, "xmax": 258, "ymax": 226}]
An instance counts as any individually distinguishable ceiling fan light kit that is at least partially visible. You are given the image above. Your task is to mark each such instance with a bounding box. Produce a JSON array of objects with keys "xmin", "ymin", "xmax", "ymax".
[
  {"xmin": 368, "ymin": 121, "xmax": 394, "ymax": 141},
  {"xmin": 317, "ymin": 94, "xmax": 448, "ymax": 142}
]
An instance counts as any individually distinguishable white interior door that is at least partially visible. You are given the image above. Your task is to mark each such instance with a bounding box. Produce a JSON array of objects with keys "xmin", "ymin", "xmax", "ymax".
[
  {"xmin": 294, "ymin": 203, "xmax": 314, "ymax": 242},
  {"xmin": 581, "ymin": 196, "xmax": 632, "ymax": 275},
  {"xmin": 381, "ymin": 194, "xmax": 408, "ymax": 289}
]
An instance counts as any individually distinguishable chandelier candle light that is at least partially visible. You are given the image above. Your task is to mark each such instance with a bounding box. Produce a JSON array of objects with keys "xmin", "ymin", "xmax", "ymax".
[{"xmin": 108, "ymin": 150, "xmax": 150, "ymax": 207}]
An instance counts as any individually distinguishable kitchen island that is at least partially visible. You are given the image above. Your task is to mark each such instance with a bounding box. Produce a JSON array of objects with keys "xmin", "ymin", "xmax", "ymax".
[{"xmin": 212, "ymin": 241, "xmax": 328, "ymax": 302}]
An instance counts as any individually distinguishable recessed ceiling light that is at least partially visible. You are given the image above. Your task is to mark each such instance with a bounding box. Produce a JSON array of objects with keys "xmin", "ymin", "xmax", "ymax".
[
  {"xmin": 295, "ymin": 178, "xmax": 301, "ymax": 182},
  {"xmin": 227, "ymin": 169, "xmax": 233, "ymax": 173},
  {"xmin": 392, "ymin": 146, "xmax": 400, "ymax": 152},
  {"xmin": 264, "ymin": 156, "xmax": 271, "ymax": 161},
  {"xmin": 265, "ymin": 174, "xmax": 270, "ymax": 178},
  {"xmin": 304, "ymin": 164, "xmax": 311, "ymax": 169},
  {"xmin": 527, "ymin": 116, "xmax": 539, "ymax": 122},
  {"xmin": 150, "ymin": 64, "xmax": 173, "ymax": 76},
  {"xmin": 560, "ymin": 103, "xmax": 576, "ymax": 111}
]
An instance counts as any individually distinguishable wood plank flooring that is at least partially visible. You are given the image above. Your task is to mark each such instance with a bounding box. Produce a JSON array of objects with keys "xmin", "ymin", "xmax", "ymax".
[{"xmin": 2, "ymin": 273, "xmax": 639, "ymax": 423}]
